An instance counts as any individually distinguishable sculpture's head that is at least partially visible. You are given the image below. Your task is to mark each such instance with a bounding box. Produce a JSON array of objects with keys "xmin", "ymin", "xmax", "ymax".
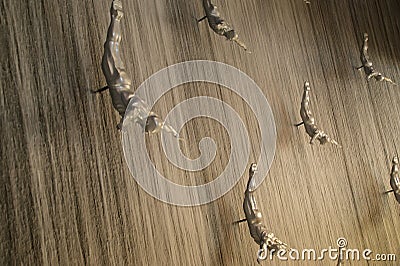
[
  {"xmin": 319, "ymin": 135, "xmax": 329, "ymax": 145},
  {"xmin": 376, "ymin": 73, "xmax": 384, "ymax": 81},
  {"xmin": 249, "ymin": 163, "xmax": 258, "ymax": 176},
  {"xmin": 224, "ymin": 29, "xmax": 237, "ymax": 40},
  {"xmin": 145, "ymin": 114, "xmax": 163, "ymax": 134}
]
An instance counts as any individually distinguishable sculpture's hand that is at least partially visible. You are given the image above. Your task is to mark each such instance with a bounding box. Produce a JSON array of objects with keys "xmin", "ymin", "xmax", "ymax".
[
  {"xmin": 383, "ymin": 77, "xmax": 397, "ymax": 86},
  {"xmin": 232, "ymin": 36, "xmax": 251, "ymax": 53},
  {"xmin": 329, "ymin": 138, "xmax": 342, "ymax": 148},
  {"xmin": 111, "ymin": 0, "xmax": 123, "ymax": 20},
  {"xmin": 162, "ymin": 124, "xmax": 185, "ymax": 142}
]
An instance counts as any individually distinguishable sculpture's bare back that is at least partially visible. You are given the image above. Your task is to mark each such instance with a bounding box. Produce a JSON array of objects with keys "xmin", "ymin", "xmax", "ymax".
[
  {"xmin": 243, "ymin": 164, "xmax": 288, "ymax": 263},
  {"xmin": 357, "ymin": 33, "xmax": 396, "ymax": 85},
  {"xmin": 198, "ymin": 0, "xmax": 250, "ymax": 53},
  {"xmin": 389, "ymin": 156, "xmax": 400, "ymax": 204},
  {"xmin": 296, "ymin": 82, "xmax": 340, "ymax": 147},
  {"xmin": 96, "ymin": 0, "xmax": 181, "ymax": 139},
  {"xmin": 100, "ymin": 0, "xmax": 133, "ymax": 128}
]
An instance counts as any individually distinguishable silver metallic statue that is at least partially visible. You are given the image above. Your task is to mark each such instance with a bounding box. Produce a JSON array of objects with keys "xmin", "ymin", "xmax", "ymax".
[
  {"xmin": 93, "ymin": 0, "xmax": 181, "ymax": 139},
  {"xmin": 235, "ymin": 164, "xmax": 288, "ymax": 263},
  {"xmin": 384, "ymin": 156, "xmax": 400, "ymax": 204},
  {"xmin": 197, "ymin": 0, "xmax": 250, "ymax": 53},
  {"xmin": 295, "ymin": 82, "xmax": 341, "ymax": 147},
  {"xmin": 357, "ymin": 33, "xmax": 396, "ymax": 85}
]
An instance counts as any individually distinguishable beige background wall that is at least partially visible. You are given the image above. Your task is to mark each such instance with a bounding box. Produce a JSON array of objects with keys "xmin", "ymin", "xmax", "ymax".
[{"xmin": 1, "ymin": 0, "xmax": 399, "ymax": 265}]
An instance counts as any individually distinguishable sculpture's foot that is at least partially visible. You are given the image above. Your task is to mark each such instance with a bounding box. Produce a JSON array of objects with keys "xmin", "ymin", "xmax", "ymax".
[{"xmin": 111, "ymin": 0, "xmax": 123, "ymax": 20}]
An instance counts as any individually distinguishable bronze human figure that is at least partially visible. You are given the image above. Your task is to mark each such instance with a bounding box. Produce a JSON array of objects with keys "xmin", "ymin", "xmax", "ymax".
[
  {"xmin": 235, "ymin": 164, "xmax": 288, "ymax": 263},
  {"xmin": 384, "ymin": 156, "xmax": 400, "ymax": 204},
  {"xmin": 357, "ymin": 33, "xmax": 396, "ymax": 85},
  {"xmin": 197, "ymin": 0, "xmax": 250, "ymax": 53},
  {"xmin": 93, "ymin": 0, "xmax": 181, "ymax": 139},
  {"xmin": 295, "ymin": 82, "xmax": 340, "ymax": 147}
]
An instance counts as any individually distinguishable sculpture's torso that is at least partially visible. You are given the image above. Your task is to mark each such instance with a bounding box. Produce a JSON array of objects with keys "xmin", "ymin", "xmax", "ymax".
[
  {"xmin": 203, "ymin": 0, "xmax": 235, "ymax": 39},
  {"xmin": 243, "ymin": 192, "xmax": 268, "ymax": 245},
  {"xmin": 390, "ymin": 163, "xmax": 400, "ymax": 203}
]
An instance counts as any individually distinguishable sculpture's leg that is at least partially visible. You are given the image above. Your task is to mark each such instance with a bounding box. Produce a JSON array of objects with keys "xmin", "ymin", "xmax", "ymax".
[{"xmin": 101, "ymin": 0, "xmax": 129, "ymax": 85}]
